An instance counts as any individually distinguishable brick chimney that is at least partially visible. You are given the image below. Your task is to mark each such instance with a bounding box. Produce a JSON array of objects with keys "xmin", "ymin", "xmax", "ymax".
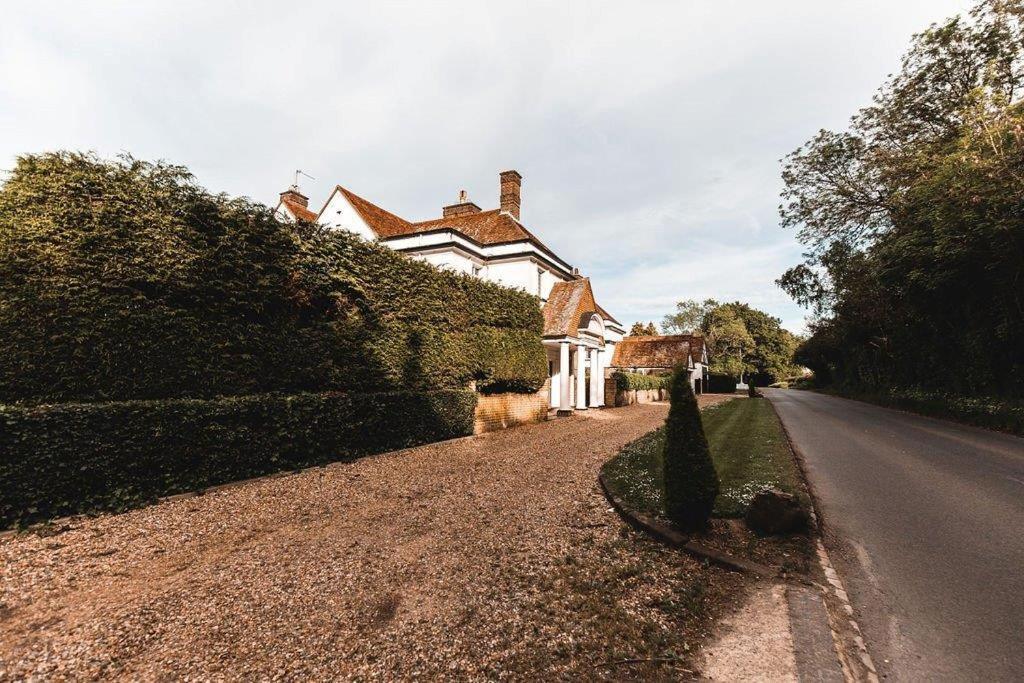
[
  {"xmin": 499, "ymin": 170, "xmax": 521, "ymax": 220},
  {"xmin": 279, "ymin": 186, "xmax": 309, "ymax": 208},
  {"xmin": 443, "ymin": 189, "xmax": 482, "ymax": 217}
]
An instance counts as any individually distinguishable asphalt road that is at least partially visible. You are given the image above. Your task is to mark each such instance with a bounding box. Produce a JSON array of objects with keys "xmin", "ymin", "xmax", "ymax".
[{"xmin": 764, "ymin": 389, "xmax": 1024, "ymax": 682}]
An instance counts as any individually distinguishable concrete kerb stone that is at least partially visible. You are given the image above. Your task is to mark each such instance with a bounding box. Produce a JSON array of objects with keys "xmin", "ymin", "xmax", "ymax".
[{"xmin": 597, "ymin": 472, "xmax": 774, "ymax": 578}]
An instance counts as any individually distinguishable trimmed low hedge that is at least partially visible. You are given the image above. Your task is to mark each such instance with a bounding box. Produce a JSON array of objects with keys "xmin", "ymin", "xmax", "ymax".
[
  {"xmin": 826, "ymin": 385, "xmax": 1024, "ymax": 436},
  {"xmin": 706, "ymin": 374, "xmax": 738, "ymax": 394},
  {"xmin": 613, "ymin": 371, "xmax": 670, "ymax": 392},
  {"xmin": 0, "ymin": 389, "xmax": 476, "ymax": 528}
]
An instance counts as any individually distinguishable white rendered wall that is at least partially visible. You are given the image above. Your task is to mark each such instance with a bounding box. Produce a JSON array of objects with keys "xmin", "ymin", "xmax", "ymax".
[
  {"xmin": 411, "ymin": 250, "xmax": 477, "ymax": 275},
  {"xmin": 319, "ymin": 191, "xmax": 376, "ymax": 241}
]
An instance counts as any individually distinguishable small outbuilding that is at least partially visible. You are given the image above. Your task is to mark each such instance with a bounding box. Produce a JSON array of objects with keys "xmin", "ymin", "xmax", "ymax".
[{"xmin": 609, "ymin": 335, "xmax": 709, "ymax": 394}]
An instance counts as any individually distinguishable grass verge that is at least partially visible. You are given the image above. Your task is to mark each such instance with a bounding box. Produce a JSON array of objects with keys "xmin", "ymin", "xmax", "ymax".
[{"xmin": 601, "ymin": 397, "xmax": 807, "ymax": 519}]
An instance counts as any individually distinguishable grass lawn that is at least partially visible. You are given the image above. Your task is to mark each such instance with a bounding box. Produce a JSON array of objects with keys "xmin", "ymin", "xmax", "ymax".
[{"xmin": 601, "ymin": 397, "xmax": 807, "ymax": 519}]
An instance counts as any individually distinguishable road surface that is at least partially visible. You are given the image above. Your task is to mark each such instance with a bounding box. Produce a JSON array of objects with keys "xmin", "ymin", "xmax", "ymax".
[{"xmin": 765, "ymin": 389, "xmax": 1024, "ymax": 682}]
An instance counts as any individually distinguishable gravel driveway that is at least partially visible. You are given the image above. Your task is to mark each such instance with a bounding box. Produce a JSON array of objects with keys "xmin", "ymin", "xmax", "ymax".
[{"xmin": 1, "ymin": 399, "xmax": 737, "ymax": 680}]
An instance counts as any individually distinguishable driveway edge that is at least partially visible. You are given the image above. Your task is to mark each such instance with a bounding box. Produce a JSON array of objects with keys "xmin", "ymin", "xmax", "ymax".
[
  {"xmin": 0, "ymin": 432, "xmax": 482, "ymax": 541},
  {"xmin": 597, "ymin": 472, "xmax": 774, "ymax": 577}
]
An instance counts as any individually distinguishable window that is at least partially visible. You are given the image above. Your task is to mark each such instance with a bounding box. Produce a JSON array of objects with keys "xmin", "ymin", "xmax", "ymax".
[
  {"xmin": 472, "ymin": 264, "xmax": 482, "ymax": 277},
  {"xmin": 537, "ymin": 268, "xmax": 544, "ymax": 297}
]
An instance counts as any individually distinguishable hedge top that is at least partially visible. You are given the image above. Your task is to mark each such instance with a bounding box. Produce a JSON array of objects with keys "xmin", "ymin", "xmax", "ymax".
[{"xmin": 0, "ymin": 152, "xmax": 547, "ymax": 403}]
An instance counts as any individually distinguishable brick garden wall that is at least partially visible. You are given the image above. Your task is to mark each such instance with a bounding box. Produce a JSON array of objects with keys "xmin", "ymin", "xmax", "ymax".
[
  {"xmin": 608, "ymin": 387, "xmax": 668, "ymax": 407},
  {"xmin": 474, "ymin": 379, "xmax": 550, "ymax": 434}
]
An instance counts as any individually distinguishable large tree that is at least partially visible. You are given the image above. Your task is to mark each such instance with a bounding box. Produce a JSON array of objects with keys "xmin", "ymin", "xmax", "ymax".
[
  {"xmin": 779, "ymin": 0, "xmax": 1024, "ymax": 397},
  {"xmin": 662, "ymin": 299, "xmax": 799, "ymax": 382}
]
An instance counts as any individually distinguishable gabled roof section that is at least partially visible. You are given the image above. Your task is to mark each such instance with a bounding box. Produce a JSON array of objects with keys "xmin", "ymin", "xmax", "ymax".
[
  {"xmin": 328, "ymin": 186, "xmax": 415, "ymax": 238},
  {"xmin": 595, "ymin": 302, "xmax": 622, "ymax": 326},
  {"xmin": 317, "ymin": 182, "xmax": 574, "ymax": 273},
  {"xmin": 543, "ymin": 278, "xmax": 600, "ymax": 338},
  {"xmin": 611, "ymin": 335, "xmax": 704, "ymax": 369},
  {"xmin": 686, "ymin": 335, "xmax": 707, "ymax": 364}
]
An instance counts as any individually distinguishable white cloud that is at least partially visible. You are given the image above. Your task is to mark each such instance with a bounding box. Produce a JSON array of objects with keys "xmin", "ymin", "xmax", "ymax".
[{"xmin": 0, "ymin": 0, "xmax": 973, "ymax": 334}]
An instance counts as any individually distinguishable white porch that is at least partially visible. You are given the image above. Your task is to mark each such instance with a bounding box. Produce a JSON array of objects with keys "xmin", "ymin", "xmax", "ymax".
[{"xmin": 544, "ymin": 318, "xmax": 610, "ymax": 415}]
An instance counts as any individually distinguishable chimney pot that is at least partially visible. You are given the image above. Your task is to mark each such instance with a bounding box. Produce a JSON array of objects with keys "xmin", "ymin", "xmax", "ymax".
[
  {"xmin": 442, "ymin": 189, "xmax": 482, "ymax": 217},
  {"xmin": 499, "ymin": 170, "xmax": 521, "ymax": 220}
]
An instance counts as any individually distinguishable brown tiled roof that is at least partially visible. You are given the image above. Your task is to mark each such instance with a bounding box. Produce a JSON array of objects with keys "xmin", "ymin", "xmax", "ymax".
[
  {"xmin": 595, "ymin": 302, "xmax": 622, "ymax": 326},
  {"xmin": 280, "ymin": 199, "xmax": 318, "ymax": 223},
  {"xmin": 686, "ymin": 335, "xmax": 706, "ymax": 364},
  {"xmin": 611, "ymin": 335, "xmax": 703, "ymax": 369},
  {"xmin": 409, "ymin": 209, "xmax": 531, "ymax": 244},
  {"xmin": 543, "ymin": 278, "xmax": 601, "ymax": 338},
  {"xmin": 321, "ymin": 185, "xmax": 567, "ymax": 269},
  {"xmin": 334, "ymin": 186, "xmax": 414, "ymax": 237}
]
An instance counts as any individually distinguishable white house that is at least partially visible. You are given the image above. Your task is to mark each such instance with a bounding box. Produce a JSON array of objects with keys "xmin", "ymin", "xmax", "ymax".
[{"xmin": 275, "ymin": 170, "xmax": 626, "ymax": 414}]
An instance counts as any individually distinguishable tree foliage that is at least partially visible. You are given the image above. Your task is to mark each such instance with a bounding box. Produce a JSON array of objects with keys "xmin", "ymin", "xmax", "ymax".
[
  {"xmin": 780, "ymin": 1, "xmax": 1024, "ymax": 397},
  {"xmin": 662, "ymin": 298, "xmax": 799, "ymax": 383},
  {"xmin": 628, "ymin": 321, "xmax": 659, "ymax": 336}
]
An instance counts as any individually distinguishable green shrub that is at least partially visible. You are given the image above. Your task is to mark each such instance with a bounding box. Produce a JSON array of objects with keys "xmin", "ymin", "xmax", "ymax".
[
  {"xmin": 706, "ymin": 374, "xmax": 738, "ymax": 394},
  {"xmin": 663, "ymin": 365, "xmax": 719, "ymax": 531},
  {"xmin": 0, "ymin": 389, "xmax": 476, "ymax": 528},
  {"xmin": 0, "ymin": 152, "xmax": 546, "ymax": 403},
  {"xmin": 613, "ymin": 371, "xmax": 670, "ymax": 392}
]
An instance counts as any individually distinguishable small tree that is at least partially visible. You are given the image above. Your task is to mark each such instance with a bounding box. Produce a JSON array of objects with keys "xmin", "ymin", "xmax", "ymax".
[
  {"xmin": 628, "ymin": 321, "xmax": 659, "ymax": 336},
  {"xmin": 663, "ymin": 364, "xmax": 720, "ymax": 531},
  {"xmin": 748, "ymin": 380, "xmax": 757, "ymax": 398}
]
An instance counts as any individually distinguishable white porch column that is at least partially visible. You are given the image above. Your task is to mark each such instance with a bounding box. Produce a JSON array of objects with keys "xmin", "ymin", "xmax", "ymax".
[
  {"xmin": 575, "ymin": 344, "xmax": 588, "ymax": 410},
  {"xmin": 589, "ymin": 347, "xmax": 602, "ymax": 407},
  {"xmin": 558, "ymin": 341, "xmax": 572, "ymax": 414}
]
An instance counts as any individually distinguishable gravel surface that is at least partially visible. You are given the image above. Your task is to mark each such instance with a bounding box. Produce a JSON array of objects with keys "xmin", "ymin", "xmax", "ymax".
[{"xmin": 0, "ymin": 399, "xmax": 740, "ymax": 681}]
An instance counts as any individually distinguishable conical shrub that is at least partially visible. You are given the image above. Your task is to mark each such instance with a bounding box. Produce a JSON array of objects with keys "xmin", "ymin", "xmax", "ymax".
[{"xmin": 663, "ymin": 364, "xmax": 720, "ymax": 531}]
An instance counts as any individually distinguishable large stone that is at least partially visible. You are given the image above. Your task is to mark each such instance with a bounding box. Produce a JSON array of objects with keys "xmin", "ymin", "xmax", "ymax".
[{"xmin": 745, "ymin": 488, "xmax": 809, "ymax": 535}]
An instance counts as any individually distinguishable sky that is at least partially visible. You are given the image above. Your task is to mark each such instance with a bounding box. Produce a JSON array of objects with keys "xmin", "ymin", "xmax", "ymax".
[{"xmin": 0, "ymin": 0, "xmax": 973, "ymax": 333}]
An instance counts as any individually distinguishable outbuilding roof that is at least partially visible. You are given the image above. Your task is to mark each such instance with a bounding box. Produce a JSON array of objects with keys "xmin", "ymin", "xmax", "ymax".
[{"xmin": 611, "ymin": 335, "xmax": 707, "ymax": 369}]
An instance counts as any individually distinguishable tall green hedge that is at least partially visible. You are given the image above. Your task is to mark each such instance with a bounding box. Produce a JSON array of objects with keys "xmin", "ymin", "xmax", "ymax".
[
  {"xmin": 613, "ymin": 371, "xmax": 670, "ymax": 392},
  {"xmin": 0, "ymin": 389, "xmax": 476, "ymax": 528},
  {"xmin": 0, "ymin": 152, "xmax": 546, "ymax": 403}
]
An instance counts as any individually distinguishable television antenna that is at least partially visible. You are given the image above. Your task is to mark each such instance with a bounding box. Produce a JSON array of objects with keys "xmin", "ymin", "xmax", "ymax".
[{"xmin": 292, "ymin": 169, "xmax": 316, "ymax": 192}]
